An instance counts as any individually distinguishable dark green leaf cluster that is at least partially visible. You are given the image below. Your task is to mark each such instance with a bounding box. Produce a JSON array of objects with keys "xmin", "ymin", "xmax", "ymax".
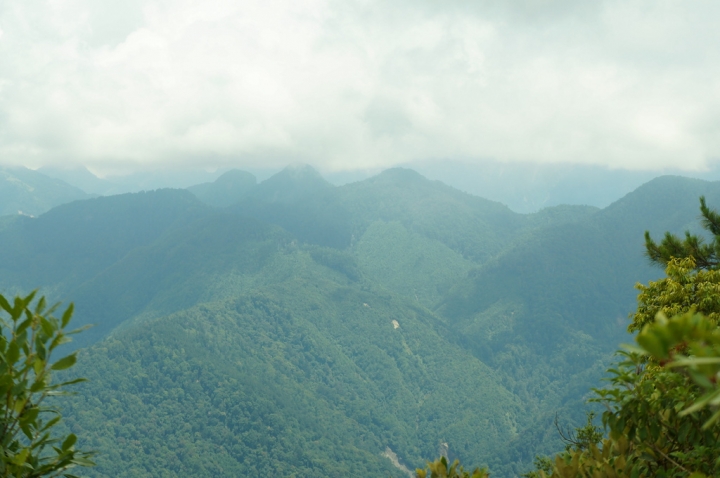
[{"xmin": 0, "ymin": 291, "xmax": 93, "ymax": 477}]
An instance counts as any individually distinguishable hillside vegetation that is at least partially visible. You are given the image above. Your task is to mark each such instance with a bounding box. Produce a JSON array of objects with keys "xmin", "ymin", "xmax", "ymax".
[{"xmin": 1, "ymin": 166, "xmax": 717, "ymax": 476}]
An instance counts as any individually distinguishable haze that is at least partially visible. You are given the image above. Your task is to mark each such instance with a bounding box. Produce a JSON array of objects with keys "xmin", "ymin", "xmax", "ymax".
[{"xmin": 2, "ymin": 0, "xmax": 719, "ymax": 175}]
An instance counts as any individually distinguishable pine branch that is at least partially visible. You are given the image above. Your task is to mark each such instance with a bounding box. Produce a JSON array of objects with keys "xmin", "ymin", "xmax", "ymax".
[{"xmin": 700, "ymin": 196, "xmax": 720, "ymax": 236}]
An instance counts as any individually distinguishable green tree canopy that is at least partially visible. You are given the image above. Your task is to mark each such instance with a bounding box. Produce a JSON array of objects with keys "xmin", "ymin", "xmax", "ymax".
[{"xmin": 631, "ymin": 257, "xmax": 720, "ymax": 332}]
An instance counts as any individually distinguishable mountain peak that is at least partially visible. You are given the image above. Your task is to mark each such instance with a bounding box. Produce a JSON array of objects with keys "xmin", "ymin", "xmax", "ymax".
[
  {"xmin": 213, "ymin": 169, "xmax": 257, "ymax": 187},
  {"xmin": 279, "ymin": 163, "xmax": 326, "ymax": 180},
  {"xmin": 187, "ymin": 169, "xmax": 258, "ymax": 207},
  {"xmin": 375, "ymin": 167, "xmax": 427, "ymax": 183},
  {"xmin": 253, "ymin": 164, "xmax": 333, "ymax": 203}
]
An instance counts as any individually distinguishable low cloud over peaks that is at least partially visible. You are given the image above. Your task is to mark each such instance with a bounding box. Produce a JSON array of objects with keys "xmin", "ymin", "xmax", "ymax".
[{"xmin": 1, "ymin": 0, "xmax": 718, "ymax": 173}]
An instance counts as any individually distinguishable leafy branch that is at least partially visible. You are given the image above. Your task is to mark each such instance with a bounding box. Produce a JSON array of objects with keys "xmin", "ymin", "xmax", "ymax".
[{"xmin": 0, "ymin": 291, "xmax": 94, "ymax": 477}]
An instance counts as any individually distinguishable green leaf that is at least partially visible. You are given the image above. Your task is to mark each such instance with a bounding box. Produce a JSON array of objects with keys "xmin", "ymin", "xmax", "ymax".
[
  {"xmin": 61, "ymin": 303, "xmax": 74, "ymax": 328},
  {"xmin": 15, "ymin": 317, "xmax": 32, "ymax": 336},
  {"xmin": 49, "ymin": 334, "xmax": 69, "ymax": 352},
  {"xmin": 20, "ymin": 422, "xmax": 32, "ymax": 441},
  {"xmin": 0, "ymin": 294, "xmax": 11, "ymax": 314},
  {"xmin": 12, "ymin": 447, "xmax": 29, "ymax": 465},
  {"xmin": 61, "ymin": 433, "xmax": 77, "ymax": 451},
  {"xmin": 702, "ymin": 408, "xmax": 720, "ymax": 429},
  {"xmin": 619, "ymin": 344, "xmax": 647, "ymax": 355},
  {"xmin": 6, "ymin": 341, "xmax": 19, "ymax": 365},
  {"xmin": 20, "ymin": 407, "xmax": 39, "ymax": 425},
  {"xmin": 34, "ymin": 296, "xmax": 46, "ymax": 314},
  {"xmin": 671, "ymin": 357, "xmax": 720, "ymax": 366},
  {"xmin": 681, "ymin": 389, "xmax": 720, "ymax": 415},
  {"xmin": 40, "ymin": 416, "xmax": 61, "ymax": 432},
  {"xmin": 71, "ymin": 456, "xmax": 96, "ymax": 467},
  {"xmin": 30, "ymin": 376, "xmax": 47, "ymax": 393},
  {"xmin": 39, "ymin": 317, "xmax": 54, "ymax": 338},
  {"xmin": 35, "ymin": 337, "xmax": 46, "ymax": 361},
  {"xmin": 51, "ymin": 354, "xmax": 77, "ymax": 371},
  {"xmin": 57, "ymin": 378, "xmax": 87, "ymax": 387},
  {"xmin": 67, "ymin": 324, "xmax": 93, "ymax": 335},
  {"xmin": 636, "ymin": 332, "xmax": 667, "ymax": 359}
]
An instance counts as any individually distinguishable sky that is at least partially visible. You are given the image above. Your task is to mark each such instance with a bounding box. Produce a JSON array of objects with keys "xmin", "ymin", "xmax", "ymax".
[{"xmin": 1, "ymin": 0, "xmax": 719, "ymax": 175}]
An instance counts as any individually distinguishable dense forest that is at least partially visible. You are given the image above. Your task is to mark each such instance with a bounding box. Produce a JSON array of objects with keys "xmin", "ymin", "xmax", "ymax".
[{"xmin": 2, "ymin": 164, "xmax": 720, "ymax": 476}]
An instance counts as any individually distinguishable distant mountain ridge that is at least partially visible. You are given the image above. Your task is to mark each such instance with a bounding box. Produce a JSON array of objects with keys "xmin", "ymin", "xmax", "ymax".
[
  {"xmin": 407, "ymin": 160, "xmax": 720, "ymax": 213},
  {"xmin": 187, "ymin": 170, "xmax": 258, "ymax": 207},
  {"xmin": 22, "ymin": 159, "xmax": 720, "ymax": 215},
  {"xmin": 0, "ymin": 166, "xmax": 91, "ymax": 217}
]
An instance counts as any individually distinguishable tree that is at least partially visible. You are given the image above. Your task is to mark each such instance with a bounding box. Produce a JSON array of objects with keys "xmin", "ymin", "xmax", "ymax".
[
  {"xmin": 633, "ymin": 196, "xmax": 720, "ymax": 333},
  {"xmin": 645, "ymin": 195, "xmax": 720, "ymax": 270},
  {"xmin": 0, "ymin": 291, "xmax": 94, "ymax": 477},
  {"xmin": 631, "ymin": 257, "xmax": 720, "ymax": 332}
]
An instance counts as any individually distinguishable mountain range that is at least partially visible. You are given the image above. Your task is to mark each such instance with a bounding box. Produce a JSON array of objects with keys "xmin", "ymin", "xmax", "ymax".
[{"xmin": 1, "ymin": 164, "xmax": 717, "ymax": 476}]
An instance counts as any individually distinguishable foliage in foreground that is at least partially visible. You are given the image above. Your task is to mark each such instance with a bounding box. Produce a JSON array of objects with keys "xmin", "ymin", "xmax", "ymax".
[
  {"xmin": 0, "ymin": 291, "xmax": 93, "ymax": 477},
  {"xmin": 528, "ymin": 310, "xmax": 719, "ymax": 478},
  {"xmin": 416, "ymin": 456, "xmax": 488, "ymax": 478}
]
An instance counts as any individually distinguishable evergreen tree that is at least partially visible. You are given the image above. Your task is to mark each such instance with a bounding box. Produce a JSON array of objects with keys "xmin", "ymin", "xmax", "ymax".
[{"xmin": 645, "ymin": 196, "xmax": 720, "ymax": 270}]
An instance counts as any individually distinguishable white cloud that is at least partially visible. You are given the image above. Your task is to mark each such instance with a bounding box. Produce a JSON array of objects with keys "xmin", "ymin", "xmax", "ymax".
[{"xmin": 0, "ymin": 0, "xmax": 719, "ymax": 173}]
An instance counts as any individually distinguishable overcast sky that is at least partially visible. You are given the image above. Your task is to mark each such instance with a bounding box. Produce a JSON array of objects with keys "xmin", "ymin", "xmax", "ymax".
[{"xmin": 1, "ymin": 0, "xmax": 719, "ymax": 174}]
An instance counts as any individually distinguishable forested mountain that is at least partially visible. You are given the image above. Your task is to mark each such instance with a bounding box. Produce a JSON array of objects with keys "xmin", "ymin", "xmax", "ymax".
[
  {"xmin": 0, "ymin": 166, "xmax": 91, "ymax": 216},
  {"xmin": 40, "ymin": 165, "xmax": 225, "ymax": 196},
  {"xmin": 188, "ymin": 170, "xmax": 258, "ymax": 207},
  {"xmin": 1, "ymin": 166, "xmax": 717, "ymax": 476},
  {"xmin": 0, "ymin": 189, "xmax": 209, "ymax": 299}
]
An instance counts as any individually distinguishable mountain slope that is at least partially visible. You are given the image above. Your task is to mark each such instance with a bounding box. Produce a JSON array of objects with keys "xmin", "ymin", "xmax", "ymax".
[
  {"xmin": 0, "ymin": 166, "xmax": 91, "ymax": 216},
  {"xmin": 62, "ymin": 266, "xmax": 524, "ymax": 476},
  {"xmin": 0, "ymin": 189, "xmax": 209, "ymax": 297},
  {"xmin": 188, "ymin": 169, "xmax": 258, "ymax": 207},
  {"xmin": 228, "ymin": 165, "xmax": 583, "ymax": 264},
  {"xmin": 436, "ymin": 176, "xmax": 720, "ymax": 469}
]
